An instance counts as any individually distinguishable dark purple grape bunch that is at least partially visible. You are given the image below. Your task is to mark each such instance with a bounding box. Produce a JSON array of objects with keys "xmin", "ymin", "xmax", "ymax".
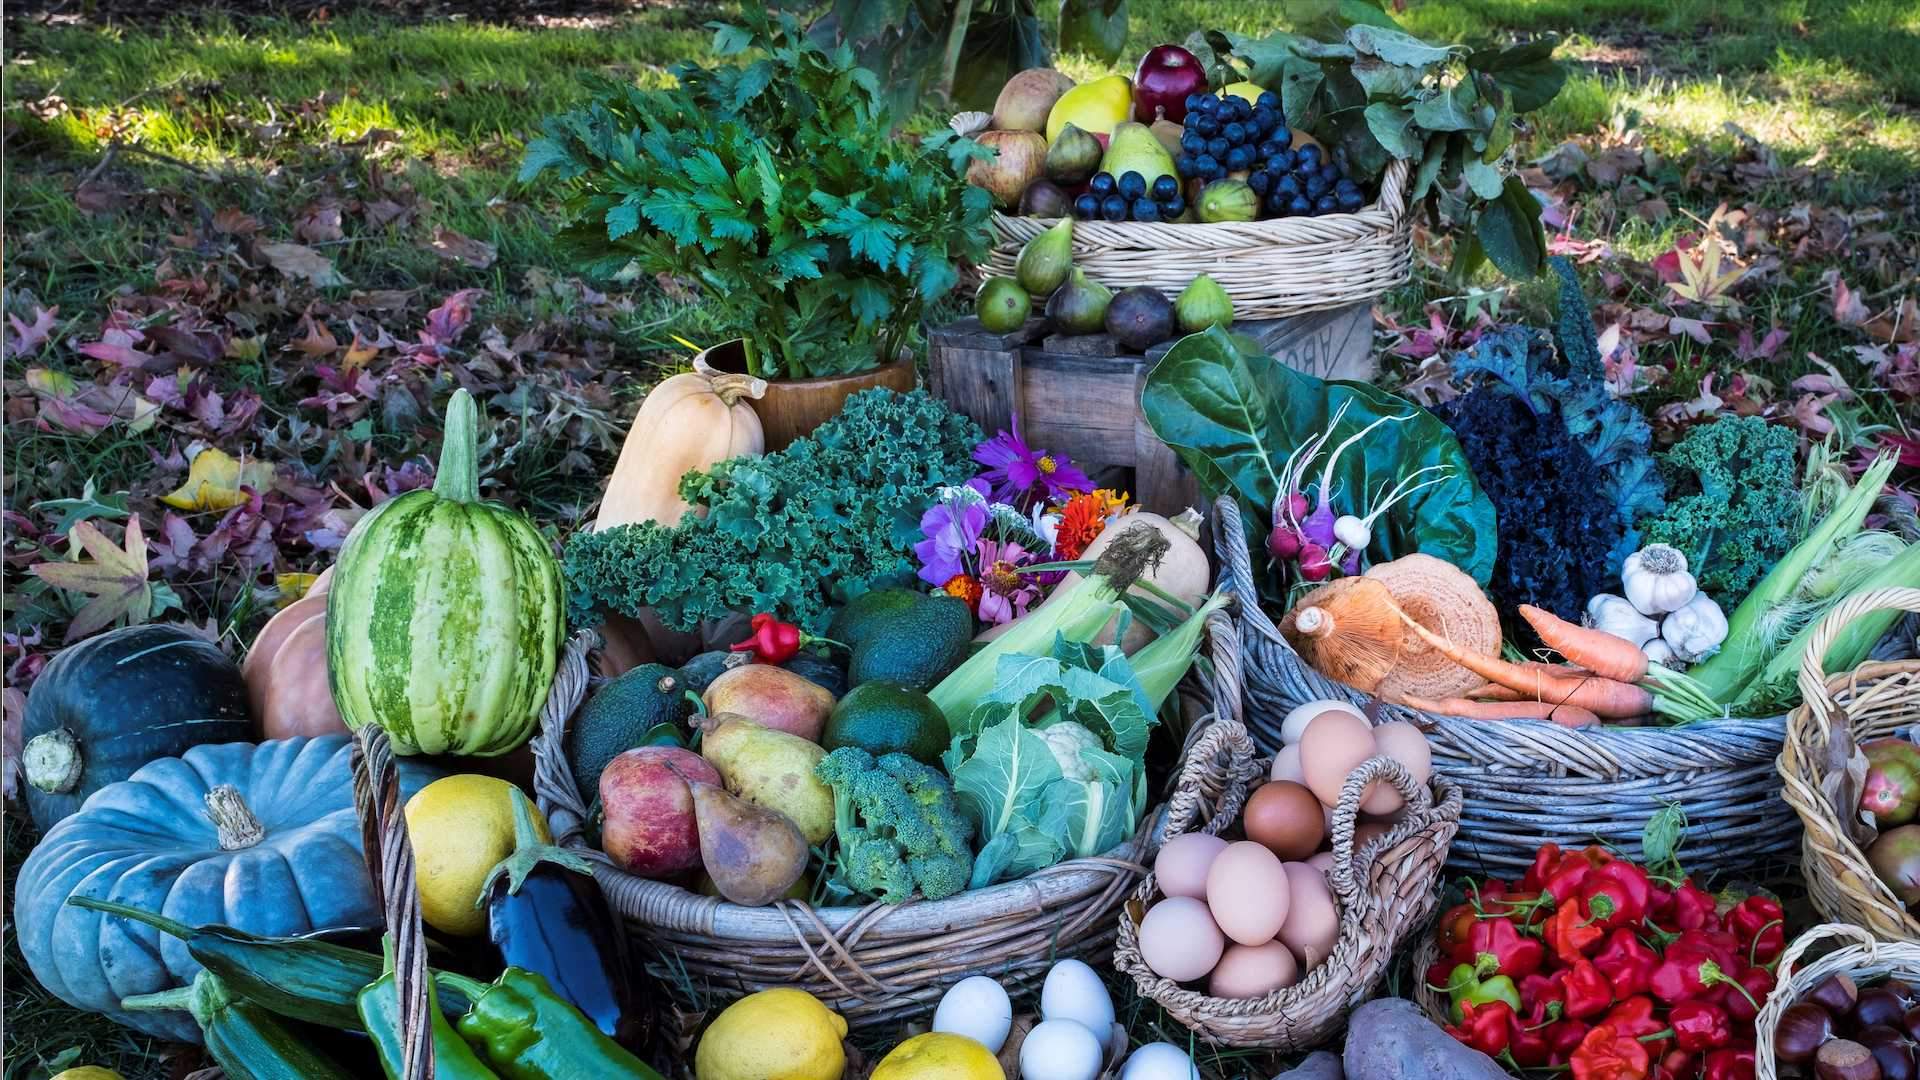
[
  {"xmin": 1175, "ymin": 90, "xmax": 1366, "ymax": 218},
  {"xmin": 1072, "ymin": 171, "xmax": 1187, "ymax": 223}
]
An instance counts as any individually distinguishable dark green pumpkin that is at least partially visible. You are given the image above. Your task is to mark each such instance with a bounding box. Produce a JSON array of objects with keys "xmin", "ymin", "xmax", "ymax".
[{"xmin": 22, "ymin": 624, "xmax": 252, "ymax": 830}]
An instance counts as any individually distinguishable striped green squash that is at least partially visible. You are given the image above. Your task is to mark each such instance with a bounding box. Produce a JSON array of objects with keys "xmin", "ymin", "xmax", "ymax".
[{"xmin": 326, "ymin": 389, "xmax": 564, "ymax": 756}]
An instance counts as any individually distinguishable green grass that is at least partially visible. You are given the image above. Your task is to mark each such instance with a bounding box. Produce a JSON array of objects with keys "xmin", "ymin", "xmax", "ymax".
[{"xmin": 3, "ymin": 2, "xmax": 1916, "ymax": 1076}]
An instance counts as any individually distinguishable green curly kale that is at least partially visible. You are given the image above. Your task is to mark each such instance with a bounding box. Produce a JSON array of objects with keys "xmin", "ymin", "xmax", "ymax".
[
  {"xmin": 564, "ymin": 387, "xmax": 981, "ymax": 634},
  {"xmin": 1642, "ymin": 415, "xmax": 1801, "ymax": 607},
  {"xmin": 814, "ymin": 746, "xmax": 974, "ymax": 904}
]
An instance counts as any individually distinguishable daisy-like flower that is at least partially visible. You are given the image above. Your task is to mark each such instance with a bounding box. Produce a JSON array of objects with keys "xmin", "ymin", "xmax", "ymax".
[
  {"xmin": 1053, "ymin": 488, "xmax": 1131, "ymax": 561},
  {"xmin": 974, "ymin": 537, "xmax": 1043, "ymax": 625},
  {"xmin": 973, "ymin": 415, "xmax": 1093, "ymax": 507},
  {"xmin": 914, "ymin": 479, "xmax": 989, "ymax": 588}
]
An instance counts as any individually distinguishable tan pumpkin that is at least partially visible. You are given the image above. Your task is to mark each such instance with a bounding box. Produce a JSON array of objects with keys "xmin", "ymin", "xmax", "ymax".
[
  {"xmin": 242, "ymin": 593, "xmax": 325, "ymax": 716},
  {"xmin": 593, "ymin": 365, "xmax": 767, "ymax": 531},
  {"xmin": 260, "ymin": 613, "xmax": 347, "ymax": 739}
]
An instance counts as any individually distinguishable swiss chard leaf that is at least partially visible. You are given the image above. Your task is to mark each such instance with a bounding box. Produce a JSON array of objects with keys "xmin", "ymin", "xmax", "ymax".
[{"xmin": 1141, "ymin": 327, "xmax": 1498, "ymax": 588}]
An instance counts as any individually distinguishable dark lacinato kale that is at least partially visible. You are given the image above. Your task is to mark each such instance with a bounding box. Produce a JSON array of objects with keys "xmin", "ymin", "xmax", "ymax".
[
  {"xmin": 564, "ymin": 387, "xmax": 982, "ymax": 634},
  {"xmin": 1435, "ymin": 387, "xmax": 1624, "ymax": 627}
]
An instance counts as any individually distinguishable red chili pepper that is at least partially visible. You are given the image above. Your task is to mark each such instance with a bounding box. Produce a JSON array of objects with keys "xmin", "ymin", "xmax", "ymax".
[
  {"xmin": 1722, "ymin": 896, "xmax": 1785, "ymax": 966},
  {"xmin": 1564, "ymin": 956, "xmax": 1616, "ymax": 1021},
  {"xmin": 1470, "ymin": 916, "xmax": 1546, "ymax": 980},
  {"xmin": 1594, "ymin": 927, "xmax": 1661, "ymax": 999},
  {"xmin": 1670, "ymin": 1000, "xmax": 1731, "ymax": 1052},
  {"xmin": 730, "ymin": 613, "xmax": 805, "ymax": 663},
  {"xmin": 1722, "ymin": 966, "xmax": 1774, "ymax": 1028},
  {"xmin": 1521, "ymin": 970, "xmax": 1568, "ymax": 1017},
  {"xmin": 1580, "ymin": 862, "xmax": 1652, "ymax": 930},
  {"xmin": 1525, "ymin": 843, "xmax": 1566, "ymax": 891},
  {"xmin": 1665, "ymin": 882, "xmax": 1718, "ymax": 932},
  {"xmin": 1445, "ymin": 998, "xmax": 1515, "ymax": 1057},
  {"xmin": 1702, "ymin": 1042, "xmax": 1756, "ymax": 1080},
  {"xmin": 1551, "ymin": 1019, "xmax": 1594, "ymax": 1065},
  {"xmin": 1654, "ymin": 1049, "xmax": 1694, "ymax": 1080},
  {"xmin": 1647, "ymin": 881, "xmax": 1675, "ymax": 921},
  {"xmin": 1571, "ymin": 1021, "xmax": 1652, "ymax": 1080},
  {"xmin": 1437, "ymin": 902, "xmax": 1479, "ymax": 963},
  {"xmin": 1510, "ymin": 1011, "xmax": 1554, "ymax": 1068},
  {"xmin": 1547, "ymin": 902, "xmax": 1607, "ymax": 964},
  {"xmin": 1602, "ymin": 995, "xmax": 1665, "ymax": 1041},
  {"xmin": 1649, "ymin": 933, "xmax": 1757, "ymax": 1010}
]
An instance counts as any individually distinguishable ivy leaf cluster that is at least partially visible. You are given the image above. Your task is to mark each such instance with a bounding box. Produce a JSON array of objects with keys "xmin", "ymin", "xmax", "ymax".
[
  {"xmin": 563, "ymin": 388, "xmax": 983, "ymax": 635},
  {"xmin": 1184, "ymin": 5, "xmax": 1565, "ymax": 277},
  {"xmin": 520, "ymin": 10, "xmax": 995, "ymax": 379}
]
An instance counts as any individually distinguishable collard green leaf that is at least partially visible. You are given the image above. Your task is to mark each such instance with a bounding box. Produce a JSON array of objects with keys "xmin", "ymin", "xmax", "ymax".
[
  {"xmin": 1410, "ymin": 81, "xmax": 1477, "ymax": 131},
  {"xmin": 1476, "ymin": 175, "xmax": 1547, "ymax": 278},
  {"xmin": 1141, "ymin": 327, "xmax": 1498, "ymax": 587},
  {"xmin": 1467, "ymin": 36, "xmax": 1567, "ymax": 112},
  {"xmin": 1346, "ymin": 24, "xmax": 1454, "ymax": 67},
  {"xmin": 1363, "ymin": 101, "xmax": 1420, "ymax": 158}
]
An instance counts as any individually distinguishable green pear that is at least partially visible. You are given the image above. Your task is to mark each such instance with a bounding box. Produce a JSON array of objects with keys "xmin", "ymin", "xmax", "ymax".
[
  {"xmin": 696, "ymin": 713, "xmax": 834, "ymax": 844},
  {"xmin": 1100, "ymin": 121, "xmax": 1178, "ymax": 187}
]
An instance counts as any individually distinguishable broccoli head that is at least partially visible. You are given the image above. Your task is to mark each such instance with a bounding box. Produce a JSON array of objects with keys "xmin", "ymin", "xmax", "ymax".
[
  {"xmin": 1642, "ymin": 415, "xmax": 1800, "ymax": 606},
  {"xmin": 814, "ymin": 747, "xmax": 974, "ymax": 904}
]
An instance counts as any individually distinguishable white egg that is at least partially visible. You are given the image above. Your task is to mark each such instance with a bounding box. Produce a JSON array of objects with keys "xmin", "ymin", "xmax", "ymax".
[
  {"xmin": 931, "ymin": 974, "xmax": 1013, "ymax": 1053},
  {"xmin": 1020, "ymin": 1019, "xmax": 1104, "ymax": 1080},
  {"xmin": 1040, "ymin": 958, "xmax": 1114, "ymax": 1035},
  {"xmin": 1281, "ymin": 699, "xmax": 1365, "ymax": 745},
  {"xmin": 1121, "ymin": 1041, "xmax": 1201, "ymax": 1080}
]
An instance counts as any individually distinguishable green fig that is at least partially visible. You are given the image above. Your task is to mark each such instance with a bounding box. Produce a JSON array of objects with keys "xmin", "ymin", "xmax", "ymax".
[
  {"xmin": 1015, "ymin": 218, "xmax": 1074, "ymax": 297},
  {"xmin": 1175, "ymin": 274, "xmax": 1234, "ymax": 333},
  {"xmin": 1197, "ymin": 178, "xmax": 1259, "ymax": 223},
  {"xmin": 1045, "ymin": 267, "xmax": 1113, "ymax": 335},
  {"xmin": 1045, "ymin": 123, "xmax": 1104, "ymax": 185},
  {"xmin": 977, "ymin": 276, "xmax": 1032, "ymax": 333}
]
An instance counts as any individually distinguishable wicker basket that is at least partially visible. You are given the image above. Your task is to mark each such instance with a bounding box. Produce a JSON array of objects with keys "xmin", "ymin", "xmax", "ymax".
[
  {"xmin": 982, "ymin": 159, "xmax": 1412, "ymax": 322},
  {"xmin": 1756, "ymin": 922, "xmax": 1920, "ymax": 1079},
  {"xmin": 1215, "ymin": 493, "xmax": 1812, "ymax": 879},
  {"xmin": 1778, "ymin": 588, "xmax": 1920, "ymax": 942},
  {"xmin": 1111, "ymin": 691, "xmax": 1463, "ymax": 1049},
  {"xmin": 529, "ymin": 614, "xmax": 1240, "ymax": 1029}
]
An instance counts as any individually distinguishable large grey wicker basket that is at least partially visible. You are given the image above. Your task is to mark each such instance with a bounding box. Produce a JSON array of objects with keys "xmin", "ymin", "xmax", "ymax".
[{"xmin": 1213, "ymin": 494, "xmax": 1805, "ymax": 878}]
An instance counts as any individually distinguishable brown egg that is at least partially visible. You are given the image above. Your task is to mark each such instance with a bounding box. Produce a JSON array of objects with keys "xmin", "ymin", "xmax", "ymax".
[
  {"xmin": 1242, "ymin": 781, "xmax": 1325, "ymax": 861},
  {"xmin": 1361, "ymin": 721, "xmax": 1434, "ymax": 815},
  {"xmin": 1208, "ymin": 940, "xmax": 1299, "ymax": 999},
  {"xmin": 1299, "ymin": 710, "xmax": 1378, "ymax": 807},
  {"xmin": 1205, "ymin": 842, "xmax": 1291, "ymax": 946},
  {"xmin": 1277, "ymin": 862, "xmax": 1339, "ymax": 971}
]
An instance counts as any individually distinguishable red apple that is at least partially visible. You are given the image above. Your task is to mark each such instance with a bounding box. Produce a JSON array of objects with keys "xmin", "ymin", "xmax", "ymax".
[
  {"xmin": 1134, "ymin": 44, "xmax": 1208, "ymax": 124},
  {"xmin": 599, "ymin": 746, "xmax": 721, "ymax": 878}
]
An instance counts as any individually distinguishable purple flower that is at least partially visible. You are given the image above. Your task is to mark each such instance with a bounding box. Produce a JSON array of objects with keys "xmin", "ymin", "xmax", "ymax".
[
  {"xmin": 975, "ymin": 537, "xmax": 1043, "ymax": 625},
  {"xmin": 914, "ymin": 479, "xmax": 989, "ymax": 587},
  {"xmin": 973, "ymin": 414, "xmax": 1093, "ymax": 507}
]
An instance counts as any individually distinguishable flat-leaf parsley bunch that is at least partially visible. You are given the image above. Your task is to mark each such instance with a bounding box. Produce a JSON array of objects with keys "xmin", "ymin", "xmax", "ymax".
[{"xmin": 521, "ymin": 10, "xmax": 994, "ymax": 380}]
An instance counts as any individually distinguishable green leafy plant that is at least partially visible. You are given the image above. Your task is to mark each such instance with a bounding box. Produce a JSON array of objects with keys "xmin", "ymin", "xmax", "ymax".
[
  {"xmin": 1641, "ymin": 415, "xmax": 1803, "ymax": 607},
  {"xmin": 563, "ymin": 387, "xmax": 983, "ymax": 634},
  {"xmin": 520, "ymin": 12, "xmax": 995, "ymax": 380},
  {"xmin": 1185, "ymin": 3, "xmax": 1566, "ymax": 277}
]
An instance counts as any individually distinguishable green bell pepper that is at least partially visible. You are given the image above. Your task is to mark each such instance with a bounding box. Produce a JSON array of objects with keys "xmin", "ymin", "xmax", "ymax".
[
  {"xmin": 456, "ymin": 967, "xmax": 666, "ymax": 1080},
  {"xmin": 357, "ymin": 937, "xmax": 500, "ymax": 1080},
  {"xmin": 1446, "ymin": 961, "xmax": 1522, "ymax": 1024}
]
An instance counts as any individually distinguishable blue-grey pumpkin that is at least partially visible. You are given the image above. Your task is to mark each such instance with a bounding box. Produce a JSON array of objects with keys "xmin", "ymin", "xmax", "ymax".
[{"xmin": 13, "ymin": 735, "xmax": 441, "ymax": 1041}]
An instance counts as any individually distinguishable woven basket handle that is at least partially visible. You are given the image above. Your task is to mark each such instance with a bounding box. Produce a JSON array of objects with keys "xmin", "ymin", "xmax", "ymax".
[
  {"xmin": 1795, "ymin": 587, "xmax": 1920, "ymax": 731},
  {"xmin": 1377, "ymin": 157, "xmax": 1411, "ymax": 225},
  {"xmin": 1773, "ymin": 921, "xmax": 1878, "ymax": 989},
  {"xmin": 1163, "ymin": 608, "xmax": 1260, "ymax": 840},
  {"xmin": 1326, "ymin": 755, "xmax": 1426, "ymax": 904},
  {"xmin": 530, "ymin": 629, "xmax": 600, "ymax": 848},
  {"xmin": 351, "ymin": 725, "xmax": 432, "ymax": 1080}
]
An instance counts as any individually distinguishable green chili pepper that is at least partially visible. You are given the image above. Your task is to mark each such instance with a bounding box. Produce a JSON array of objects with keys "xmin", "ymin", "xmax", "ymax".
[
  {"xmin": 457, "ymin": 968, "xmax": 667, "ymax": 1080},
  {"xmin": 1446, "ymin": 961, "xmax": 1523, "ymax": 1023},
  {"xmin": 123, "ymin": 970, "xmax": 354, "ymax": 1080},
  {"xmin": 357, "ymin": 936, "xmax": 500, "ymax": 1080}
]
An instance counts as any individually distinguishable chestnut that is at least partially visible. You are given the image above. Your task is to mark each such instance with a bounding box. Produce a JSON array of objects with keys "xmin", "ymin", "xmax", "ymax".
[
  {"xmin": 1862, "ymin": 988, "xmax": 1912, "ymax": 1031},
  {"xmin": 1857, "ymin": 1025, "xmax": 1918, "ymax": 1080},
  {"xmin": 1887, "ymin": 981, "xmax": 1920, "ymax": 1008},
  {"xmin": 1811, "ymin": 974, "xmax": 1864, "ymax": 1016},
  {"xmin": 1818, "ymin": 1038, "xmax": 1885, "ymax": 1080},
  {"xmin": 1904, "ymin": 1006, "xmax": 1920, "ymax": 1042},
  {"xmin": 1781, "ymin": 1002, "xmax": 1840, "ymax": 1064}
]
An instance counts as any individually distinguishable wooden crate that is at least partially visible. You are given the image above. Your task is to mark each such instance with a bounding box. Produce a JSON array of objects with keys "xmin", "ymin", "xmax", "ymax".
[{"xmin": 928, "ymin": 303, "xmax": 1376, "ymax": 515}]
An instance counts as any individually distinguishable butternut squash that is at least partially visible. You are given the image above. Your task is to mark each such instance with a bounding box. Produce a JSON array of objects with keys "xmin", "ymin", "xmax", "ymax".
[
  {"xmin": 242, "ymin": 593, "xmax": 326, "ymax": 717},
  {"xmin": 593, "ymin": 364, "xmax": 767, "ymax": 531}
]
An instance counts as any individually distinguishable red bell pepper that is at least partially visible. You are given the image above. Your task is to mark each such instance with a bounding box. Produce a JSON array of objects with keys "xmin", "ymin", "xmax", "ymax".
[
  {"xmin": 1602, "ymin": 995, "xmax": 1666, "ymax": 1041},
  {"xmin": 1470, "ymin": 916, "xmax": 1546, "ymax": 980},
  {"xmin": 1564, "ymin": 956, "xmax": 1616, "ymax": 1021},
  {"xmin": 1551, "ymin": 1019, "xmax": 1593, "ymax": 1065},
  {"xmin": 1722, "ymin": 966, "xmax": 1774, "ymax": 1028},
  {"xmin": 1649, "ymin": 933, "xmax": 1757, "ymax": 1010},
  {"xmin": 1654, "ymin": 1049, "xmax": 1694, "ymax": 1080},
  {"xmin": 1572, "ymin": 1021, "xmax": 1652, "ymax": 1080},
  {"xmin": 729, "ymin": 613, "xmax": 840, "ymax": 664},
  {"xmin": 1594, "ymin": 927, "xmax": 1660, "ymax": 999},
  {"xmin": 1722, "ymin": 895, "xmax": 1785, "ymax": 966},
  {"xmin": 1647, "ymin": 881, "xmax": 1675, "ymax": 922},
  {"xmin": 1437, "ymin": 902, "xmax": 1479, "ymax": 963},
  {"xmin": 1445, "ymin": 998, "xmax": 1514, "ymax": 1057},
  {"xmin": 1702, "ymin": 1043, "xmax": 1756, "ymax": 1080},
  {"xmin": 1670, "ymin": 1000, "xmax": 1731, "ymax": 1052},
  {"xmin": 1580, "ymin": 862, "xmax": 1652, "ymax": 930},
  {"xmin": 1521, "ymin": 970, "xmax": 1568, "ymax": 1017},
  {"xmin": 1665, "ymin": 882, "xmax": 1718, "ymax": 932},
  {"xmin": 1525, "ymin": 844, "xmax": 1565, "ymax": 891},
  {"xmin": 1547, "ymin": 902, "xmax": 1607, "ymax": 963}
]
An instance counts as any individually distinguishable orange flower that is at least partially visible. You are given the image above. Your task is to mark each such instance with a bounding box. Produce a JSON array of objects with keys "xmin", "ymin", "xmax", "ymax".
[
  {"xmin": 1054, "ymin": 488, "xmax": 1130, "ymax": 560},
  {"xmin": 941, "ymin": 574, "xmax": 983, "ymax": 612}
]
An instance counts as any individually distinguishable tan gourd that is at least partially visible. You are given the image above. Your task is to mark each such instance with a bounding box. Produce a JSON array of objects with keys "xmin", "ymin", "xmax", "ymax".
[
  {"xmin": 242, "ymin": 593, "xmax": 326, "ymax": 717},
  {"xmin": 260, "ymin": 613, "xmax": 348, "ymax": 739},
  {"xmin": 594, "ymin": 367, "xmax": 768, "ymax": 531}
]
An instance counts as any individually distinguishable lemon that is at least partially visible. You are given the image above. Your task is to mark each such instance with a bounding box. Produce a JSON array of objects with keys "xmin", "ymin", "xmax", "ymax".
[
  {"xmin": 872, "ymin": 1033, "xmax": 1006, "ymax": 1080},
  {"xmin": 52, "ymin": 1070, "xmax": 125, "ymax": 1080},
  {"xmin": 404, "ymin": 774, "xmax": 548, "ymax": 937},
  {"xmin": 1222, "ymin": 81, "xmax": 1263, "ymax": 105},
  {"xmin": 695, "ymin": 988, "xmax": 848, "ymax": 1080}
]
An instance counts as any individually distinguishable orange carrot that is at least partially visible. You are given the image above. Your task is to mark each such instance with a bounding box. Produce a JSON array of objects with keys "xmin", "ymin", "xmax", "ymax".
[
  {"xmin": 1399, "ymin": 694, "xmax": 1601, "ymax": 728},
  {"xmin": 1467, "ymin": 683, "xmax": 1524, "ymax": 702},
  {"xmin": 1517, "ymin": 604, "xmax": 1648, "ymax": 683},
  {"xmin": 1393, "ymin": 610, "xmax": 1654, "ymax": 718}
]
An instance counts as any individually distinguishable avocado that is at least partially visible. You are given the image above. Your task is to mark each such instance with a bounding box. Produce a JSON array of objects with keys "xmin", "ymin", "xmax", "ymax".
[
  {"xmin": 821, "ymin": 684, "xmax": 950, "ymax": 765},
  {"xmin": 676, "ymin": 650, "xmax": 737, "ymax": 694},
  {"xmin": 781, "ymin": 652, "xmax": 848, "ymax": 698},
  {"xmin": 847, "ymin": 593, "xmax": 974, "ymax": 692},
  {"xmin": 564, "ymin": 663, "xmax": 695, "ymax": 800},
  {"xmin": 827, "ymin": 588, "xmax": 925, "ymax": 650}
]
